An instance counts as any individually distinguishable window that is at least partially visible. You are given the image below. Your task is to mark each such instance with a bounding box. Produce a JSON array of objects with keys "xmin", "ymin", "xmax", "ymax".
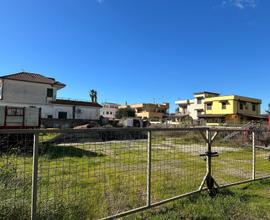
[
  {"xmin": 197, "ymin": 110, "xmax": 203, "ymax": 115},
  {"xmin": 239, "ymin": 102, "xmax": 244, "ymax": 110},
  {"xmin": 58, "ymin": 112, "xmax": 67, "ymax": 119},
  {"xmin": 206, "ymin": 103, "xmax": 212, "ymax": 110},
  {"xmin": 47, "ymin": 88, "xmax": 53, "ymax": 98},
  {"xmin": 181, "ymin": 107, "xmax": 187, "ymax": 114},
  {"xmin": 221, "ymin": 102, "xmax": 227, "ymax": 110},
  {"xmin": 252, "ymin": 104, "xmax": 256, "ymax": 111},
  {"xmin": 110, "ymin": 112, "xmax": 112, "ymax": 115},
  {"xmin": 137, "ymin": 109, "xmax": 142, "ymax": 113},
  {"xmin": 106, "ymin": 111, "xmax": 109, "ymax": 114},
  {"xmin": 197, "ymin": 97, "xmax": 203, "ymax": 104},
  {"xmin": 7, "ymin": 107, "xmax": 24, "ymax": 116},
  {"xmin": 157, "ymin": 109, "xmax": 165, "ymax": 113},
  {"xmin": 47, "ymin": 115, "xmax": 53, "ymax": 119}
]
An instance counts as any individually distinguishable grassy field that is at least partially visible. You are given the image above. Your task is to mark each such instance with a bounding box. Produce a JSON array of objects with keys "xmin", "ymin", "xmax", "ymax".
[
  {"xmin": 0, "ymin": 130, "xmax": 270, "ymax": 219},
  {"xmin": 127, "ymin": 179, "xmax": 270, "ymax": 220}
]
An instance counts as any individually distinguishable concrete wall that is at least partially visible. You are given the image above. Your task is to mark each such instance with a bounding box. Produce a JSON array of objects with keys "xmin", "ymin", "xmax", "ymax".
[
  {"xmin": 51, "ymin": 105, "xmax": 73, "ymax": 119},
  {"xmin": 187, "ymin": 101, "xmax": 197, "ymax": 119},
  {"xmin": 41, "ymin": 119, "xmax": 95, "ymax": 129},
  {"xmin": 0, "ymin": 102, "xmax": 100, "ymax": 120},
  {"xmin": 75, "ymin": 106, "xmax": 100, "ymax": 120},
  {"xmin": 24, "ymin": 108, "xmax": 40, "ymax": 126},
  {"xmin": 177, "ymin": 100, "xmax": 203, "ymax": 120},
  {"xmin": 136, "ymin": 111, "xmax": 164, "ymax": 120},
  {"xmin": 45, "ymin": 105, "xmax": 100, "ymax": 120},
  {"xmin": 0, "ymin": 79, "xmax": 57, "ymax": 105},
  {"xmin": 205, "ymin": 99, "xmax": 235, "ymax": 115}
]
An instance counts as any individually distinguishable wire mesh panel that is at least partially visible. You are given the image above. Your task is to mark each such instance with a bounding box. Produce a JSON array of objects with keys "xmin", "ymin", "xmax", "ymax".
[
  {"xmin": 212, "ymin": 130, "xmax": 253, "ymax": 186},
  {"xmin": 37, "ymin": 130, "xmax": 148, "ymax": 219},
  {"xmin": 2, "ymin": 127, "xmax": 270, "ymax": 220},
  {"xmin": 151, "ymin": 130, "xmax": 206, "ymax": 202},
  {"xmin": 255, "ymin": 130, "xmax": 270, "ymax": 178},
  {"xmin": 0, "ymin": 133, "xmax": 33, "ymax": 219}
]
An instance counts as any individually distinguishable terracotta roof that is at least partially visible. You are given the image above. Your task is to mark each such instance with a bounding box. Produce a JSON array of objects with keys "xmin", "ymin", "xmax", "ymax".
[
  {"xmin": 52, "ymin": 99, "xmax": 102, "ymax": 108},
  {"xmin": 0, "ymin": 72, "xmax": 65, "ymax": 88}
]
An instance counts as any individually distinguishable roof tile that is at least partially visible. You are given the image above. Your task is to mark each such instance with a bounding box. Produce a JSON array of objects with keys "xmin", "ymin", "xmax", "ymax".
[
  {"xmin": 52, "ymin": 99, "xmax": 102, "ymax": 108},
  {"xmin": 1, "ymin": 72, "xmax": 65, "ymax": 87}
]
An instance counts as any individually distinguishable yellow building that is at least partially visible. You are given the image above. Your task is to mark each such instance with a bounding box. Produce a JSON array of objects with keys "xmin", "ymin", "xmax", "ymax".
[
  {"xmin": 119, "ymin": 103, "xmax": 169, "ymax": 120},
  {"xmin": 199, "ymin": 95, "xmax": 264, "ymax": 125}
]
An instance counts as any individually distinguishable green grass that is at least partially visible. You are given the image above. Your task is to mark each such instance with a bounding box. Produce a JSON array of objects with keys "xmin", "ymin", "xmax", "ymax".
[
  {"xmin": 126, "ymin": 179, "xmax": 270, "ymax": 220},
  {"xmin": 0, "ymin": 133, "xmax": 270, "ymax": 219},
  {"xmin": 39, "ymin": 132, "xmax": 61, "ymax": 143}
]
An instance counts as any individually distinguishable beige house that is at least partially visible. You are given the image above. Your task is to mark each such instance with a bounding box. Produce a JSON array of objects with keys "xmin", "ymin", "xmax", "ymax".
[
  {"xmin": 119, "ymin": 103, "xmax": 169, "ymax": 120},
  {"xmin": 175, "ymin": 92, "xmax": 219, "ymax": 120}
]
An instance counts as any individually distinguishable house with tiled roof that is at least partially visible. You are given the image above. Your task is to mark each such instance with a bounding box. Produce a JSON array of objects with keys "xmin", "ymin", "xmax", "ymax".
[{"xmin": 0, "ymin": 72, "xmax": 102, "ymax": 123}]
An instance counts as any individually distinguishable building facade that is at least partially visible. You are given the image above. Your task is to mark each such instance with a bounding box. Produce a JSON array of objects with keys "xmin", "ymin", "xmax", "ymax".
[
  {"xmin": 199, "ymin": 95, "xmax": 262, "ymax": 125},
  {"xmin": 119, "ymin": 103, "xmax": 169, "ymax": 120},
  {"xmin": 175, "ymin": 92, "xmax": 220, "ymax": 120},
  {"xmin": 0, "ymin": 72, "xmax": 102, "ymax": 121},
  {"xmin": 100, "ymin": 103, "xmax": 120, "ymax": 120}
]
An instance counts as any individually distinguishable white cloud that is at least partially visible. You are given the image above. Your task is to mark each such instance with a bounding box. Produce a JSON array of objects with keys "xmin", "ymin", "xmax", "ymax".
[
  {"xmin": 223, "ymin": 0, "xmax": 257, "ymax": 9},
  {"xmin": 97, "ymin": 0, "xmax": 104, "ymax": 4}
]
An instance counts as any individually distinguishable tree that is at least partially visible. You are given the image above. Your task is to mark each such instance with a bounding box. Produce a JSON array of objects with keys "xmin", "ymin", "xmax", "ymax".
[{"xmin": 115, "ymin": 108, "xmax": 135, "ymax": 119}]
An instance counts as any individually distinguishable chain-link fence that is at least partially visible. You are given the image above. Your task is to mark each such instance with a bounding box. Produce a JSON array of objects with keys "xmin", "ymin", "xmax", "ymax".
[
  {"xmin": 0, "ymin": 127, "xmax": 269, "ymax": 220},
  {"xmin": 0, "ymin": 133, "xmax": 33, "ymax": 219},
  {"xmin": 212, "ymin": 129, "xmax": 253, "ymax": 186},
  {"xmin": 254, "ymin": 129, "xmax": 270, "ymax": 179}
]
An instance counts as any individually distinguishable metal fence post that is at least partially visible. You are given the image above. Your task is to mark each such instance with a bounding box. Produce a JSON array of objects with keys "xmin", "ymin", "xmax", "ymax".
[
  {"xmin": 252, "ymin": 131, "xmax": 256, "ymax": 180},
  {"xmin": 147, "ymin": 131, "xmax": 152, "ymax": 207},
  {"xmin": 206, "ymin": 130, "xmax": 212, "ymax": 177},
  {"xmin": 31, "ymin": 133, "xmax": 39, "ymax": 220},
  {"xmin": 198, "ymin": 129, "xmax": 219, "ymax": 196}
]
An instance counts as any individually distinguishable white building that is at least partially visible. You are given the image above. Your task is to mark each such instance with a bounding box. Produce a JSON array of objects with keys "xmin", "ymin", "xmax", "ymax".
[
  {"xmin": 0, "ymin": 72, "xmax": 102, "ymax": 120},
  {"xmin": 175, "ymin": 92, "xmax": 220, "ymax": 120},
  {"xmin": 100, "ymin": 102, "xmax": 120, "ymax": 120}
]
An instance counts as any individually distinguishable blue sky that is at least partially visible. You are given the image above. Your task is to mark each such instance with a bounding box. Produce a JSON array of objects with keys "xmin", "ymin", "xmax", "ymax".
[{"xmin": 0, "ymin": 0, "xmax": 269, "ymax": 112}]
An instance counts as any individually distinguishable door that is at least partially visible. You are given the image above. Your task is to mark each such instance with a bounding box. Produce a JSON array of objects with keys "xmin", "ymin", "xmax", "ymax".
[{"xmin": 58, "ymin": 112, "xmax": 67, "ymax": 119}]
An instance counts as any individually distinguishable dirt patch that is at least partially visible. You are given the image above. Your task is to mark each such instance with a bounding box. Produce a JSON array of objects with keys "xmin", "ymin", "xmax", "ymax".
[{"xmin": 152, "ymin": 142, "xmax": 240, "ymax": 156}]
